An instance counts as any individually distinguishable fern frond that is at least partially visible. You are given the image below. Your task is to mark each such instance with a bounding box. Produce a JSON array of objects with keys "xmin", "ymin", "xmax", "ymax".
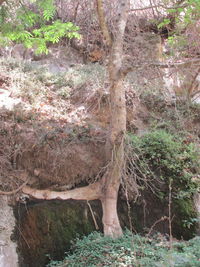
[{"xmin": 37, "ymin": 0, "xmax": 56, "ymax": 21}]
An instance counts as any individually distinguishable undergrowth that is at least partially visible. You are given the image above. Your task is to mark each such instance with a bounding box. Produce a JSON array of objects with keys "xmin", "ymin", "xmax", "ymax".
[
  {"xmin": 0, "ymin": 58, "xmax": 106, "ymax": 122},
  {"xmin": 140, "ymin": 88, "xmax": 200, "ymax": 136},
  {"xmin": 127, "ymin": 130, "xmax": 200, "ymax": 239},
  {"xmin": 48, "ymin": 231, "xmax": 200, "ymax": 267}
]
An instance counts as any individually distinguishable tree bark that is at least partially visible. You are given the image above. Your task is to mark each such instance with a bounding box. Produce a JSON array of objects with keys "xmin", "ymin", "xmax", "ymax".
[
  {"xmin": 0, "ymin": 0, "xmax": 6, "ymax": 5},
  {"xmin": 100, "ymin": 0, "xmax": 129, "ymax": 238},
  {"xmin": 96, "ymin": 0, "xmax": 112, "ymax": 47},
  {"xmin": 22, "ymin": 181, "xmax": 102, "ymax": 201}
]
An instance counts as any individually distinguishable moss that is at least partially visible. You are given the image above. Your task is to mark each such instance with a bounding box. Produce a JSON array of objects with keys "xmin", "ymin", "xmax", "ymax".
[
  {"xmin": 128, "ymin": 130, "xmax": 199, "ymax": 239},
  {"xmin": 17, "ymin": 200, "xmax": 102, "ymax": 267},
  {"xmin": 172, "ymin": 198, "xmax": 198, "ymax": 240},
  {"xmin": 118, "ymin": 200, "xmax": 144, "ymax": 233}
]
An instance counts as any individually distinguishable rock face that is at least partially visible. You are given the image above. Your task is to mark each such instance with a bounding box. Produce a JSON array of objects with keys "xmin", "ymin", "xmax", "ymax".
[
  {"xmin": 16, "ymin": 194, "xmax": 199, "ymax": 267},
  {"xmin": 16, "ymin": 200, "xmax": 102, "ymax": 267},
  {"xmin": 194, "ymin": 193, "xmax": 200, "ymax": 235},
  {"xmin": 0, "ymin": 196, "xmax": 18, "ymax": 267}
]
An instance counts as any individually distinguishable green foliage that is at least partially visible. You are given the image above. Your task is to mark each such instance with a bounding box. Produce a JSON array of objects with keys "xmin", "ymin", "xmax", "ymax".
[
  {"xmin": 158, "ymin": 18, "xmax": 171, "ymax": 29},
  {"xmin": 166, "ymin": 0, "xmax": 200, "ymax": 26},
  {"xmin": 37, "ymin": 0, "xmax": 56, "ymax": 21},
  {"xmin": 32, "ymin": 20, "xmax": 80, "ymax": 54},
  {"xmin": 48, "ymin": 231, "xmax": 200, "ymax": 267},
  {"xmin": 157, "ymin": 0, "xmax": 200, "ymax": 55},
  {"xmin": 128, "ymin": 130, "xmax": 199, "ymax": 238},
  {"xmin": 0, "ymin": 4, "xmax": 8, "ymax": 24},
  {"xmin": 129, "ymin": 130, "xmax": 199, "ymax": 189},
  {"xmin": 0, "ymin": 0, "xmax": 80, "ymax": 54},
  {"xmin": 17, "ymin": 8, "xmax": 41, "ymax": 27}
]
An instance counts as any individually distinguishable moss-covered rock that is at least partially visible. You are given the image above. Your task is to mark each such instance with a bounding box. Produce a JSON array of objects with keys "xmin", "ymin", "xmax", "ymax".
[
  {"xmin": 173, "ymin": 198, "xmax": 198, "ymax": 240},
  {"xmin": 16, "ymin": 200, "xmax": 102, "ymax": 267}
]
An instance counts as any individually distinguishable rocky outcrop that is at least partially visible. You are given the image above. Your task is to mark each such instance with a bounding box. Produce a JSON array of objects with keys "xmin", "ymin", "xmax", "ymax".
[
  {"xmin": 194, "ymin": 192, "xmax": 200, "ymax": 235},
  {"xmin": 16, "ymin": 200, "xmax": 102, "ymax": 267},
  {"xmin": 0, "ymin": 196, "xmax": 18, "ymax": 267}
]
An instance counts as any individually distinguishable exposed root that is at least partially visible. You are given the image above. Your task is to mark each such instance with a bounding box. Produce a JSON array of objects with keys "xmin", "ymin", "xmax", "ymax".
[{"xmin": 21, "ymin": 180, "xmax": 102, "ymax": 201}]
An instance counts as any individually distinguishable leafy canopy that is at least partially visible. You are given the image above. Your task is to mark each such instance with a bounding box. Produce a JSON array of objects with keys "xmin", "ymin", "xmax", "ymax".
[
  {"xmin": 128, "ymin": 130, "xmax": 199, "ymax": 239},
  {"xmin": 0, "ymin": 0, "xmax": 80, "ymax": 54}
]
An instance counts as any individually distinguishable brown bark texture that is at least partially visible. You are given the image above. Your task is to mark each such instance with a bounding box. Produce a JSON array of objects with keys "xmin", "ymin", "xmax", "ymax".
[
  {"xmin": 0, "ymin": 0, "xmax": 6, "ymax": 5},
  {"xmin": 100, "ymin": 0, "xmax": 129, "ymax": 238},
  {"xmin": 22, "ymin": 181, "xmax": 102, "ymax": 201},
  {"xmin": 96, "ymin": 0, "xmax": 112, "ymax": 47}
]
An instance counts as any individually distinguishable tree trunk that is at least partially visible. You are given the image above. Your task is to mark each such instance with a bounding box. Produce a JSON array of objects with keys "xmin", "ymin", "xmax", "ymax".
[
  {"xmin": 18, "ymin": 0, "xmax": 130, "ymax": 239},
  {"xmin": 100, "ymin": 139, "xmax": 125, "ymax": 237},
  {"xmin": 100, "ymin": 0, "xmax": 129, "ymax": 237},
  {"xmin": 101, "ymin": 184, "xmax": 122, "ymax": 238},
  {"xmin": 96, "ymin": 0, "xmax": 112, "ymax": 47},
  {"xmin": 100, "ymin": 76, "xmax": 127, "ymax": 237}
]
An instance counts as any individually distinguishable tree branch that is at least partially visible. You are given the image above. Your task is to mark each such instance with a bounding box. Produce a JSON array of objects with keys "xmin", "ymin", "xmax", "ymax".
[
  {"xmin": 0, "ymin": 178, "xmax": 30, "ymax": 195},
  {"xmin": 22, "ymin": 181, "xmax": 102, "ymax": 201},
  {"xmin": 0, "ymin": 0, "xmax": 6, "ymax": 5},
  {"xmin": 121, "ymin": 58, "xmax": 200, "ymax": 75},
  {"xmin": 129, "ymin": 1, "xmax": 187, "ymax": 12},
  {"xmin": 149, "ymin": 59, "xmax": 200, "ymax": 68},
  {"xmin": 96, "ymin": 0, "xmax": 112, "ymax": 47}
]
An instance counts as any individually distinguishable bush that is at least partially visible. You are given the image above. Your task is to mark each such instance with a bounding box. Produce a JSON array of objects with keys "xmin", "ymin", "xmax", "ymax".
[
  {"xmin": 128, "ymin": 130, "xmax": 200, "ymax": 238},
  {"xmin": 48, "ymin": 231, "xmax": 200, "ymax": 267},
  {"xmin": 129, "ymin": 130, "xmax": 199, "ymax": 194}
]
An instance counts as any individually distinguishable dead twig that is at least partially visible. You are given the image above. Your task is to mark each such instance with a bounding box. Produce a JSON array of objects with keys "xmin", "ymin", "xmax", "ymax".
[
  {"xmin": 147, "ymin": 216, "xmax": 168, "ymax": 237},
  {"xmin": 87, "ymin": 200, "xmax": 99, "ymax": 230},
  {"xmin": 0, "ymin": 177, "xmax": 30, "ymax": 195}
]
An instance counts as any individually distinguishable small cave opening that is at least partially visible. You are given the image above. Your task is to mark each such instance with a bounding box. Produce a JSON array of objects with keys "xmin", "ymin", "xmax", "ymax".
[{"xmin": 14, "ymin": 199, "xmax": 102, "ymax": 267}]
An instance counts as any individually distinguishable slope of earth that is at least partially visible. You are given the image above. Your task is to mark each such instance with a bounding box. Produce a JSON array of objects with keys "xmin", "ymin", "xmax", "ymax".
[
  {"xmin": 0, "ymin": 56, "xmax": 149, "ymax": 191},
  {"xmin": 0, "ymin": 55, "xmax": 199, "ymax": 266},
  {"xmin": 0, "ymin": 56, "xmax": 149, "ymax": 266}
]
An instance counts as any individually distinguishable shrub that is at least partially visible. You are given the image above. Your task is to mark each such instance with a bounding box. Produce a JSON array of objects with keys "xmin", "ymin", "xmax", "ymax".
[
  {"xmin": 48, "ymin": 231, "xmax": 200, "ymax": 267},
  {"xmin": 129, "ymin": 130, "xmax": 199, "ymax": 192},
  {"xmin": 128, "ymin": 130, "xmax": 200, "ymax": 238}
]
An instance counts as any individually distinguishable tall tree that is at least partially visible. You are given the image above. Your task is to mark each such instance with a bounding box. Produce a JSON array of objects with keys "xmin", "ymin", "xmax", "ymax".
[
  {"xmin": 1, "ymin": 0, "xmax": 200, "ymax": 238},
  {"xmin": 100, "ymin": 0, "xmax": 129, "ymax": 237},
  {"xmin": 21, "ymin": 0, "xmax": 130, "ymax": 238}
]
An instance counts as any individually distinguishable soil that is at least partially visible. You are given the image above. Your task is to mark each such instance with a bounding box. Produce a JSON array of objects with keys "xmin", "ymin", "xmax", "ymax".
[{"xmin": 0, "ymin": 56, "xmax": 150, "ymax": 193}]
